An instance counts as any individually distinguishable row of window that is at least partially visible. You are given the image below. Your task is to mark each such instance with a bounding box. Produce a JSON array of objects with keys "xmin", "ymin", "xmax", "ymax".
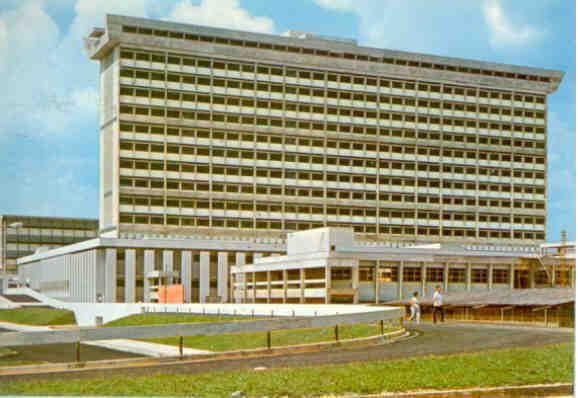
[
  {"xmin": 118, "ymin": 81, "xmax": 545, "ymax": 119},
  {"xmin": 119, "ymin": 122, "xmax": 545, "ymax": 150},
  {"xmin": 119, "ymin": 141, "xmax": 545, "ymax": 169},
  {"xmin": 118, "ymin": 39, "xmax": 551, "ymax": 84},
  {"xmin": 119, "ymin": 213, "xmax": 544, "ymax": 240},
  {"xmin": 118, "ymin": 177, "xmax": 545, "ymax": 210},
  {"xmin": 118, "ymin": 195, "xmax": 544, "ymax": 224},
  {"xmin": 119, "ymin": 158, "xmax": 545, "ymax": 194},
  {"xmin": 119, "ymin": 105, "xmax": 546, "ymax": 138},
  {"xmin": 379, "ymin": 267, "xmax": 510, "ymax": 283}
]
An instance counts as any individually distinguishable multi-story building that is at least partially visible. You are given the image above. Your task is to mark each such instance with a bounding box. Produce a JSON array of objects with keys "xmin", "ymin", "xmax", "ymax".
[
  {"xmin": 0, "ymin": 215, "xmax": 98, "ymax": 273},
  {"xmin": 84, "ymin": 14, "xmax": 563, "ymax": 246}
]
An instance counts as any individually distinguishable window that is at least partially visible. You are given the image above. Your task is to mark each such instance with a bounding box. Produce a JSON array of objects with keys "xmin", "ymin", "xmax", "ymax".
[
  {"xmin": 359, "ymin": 267, "xmax": 374, "ymax": 281},
  {"xmin": 331, "ymin": 268, "xmax": 352, "ymax": 280},
  {"xmin": 403, "ymin": 267, "xmax": 421, "ymax": 282},
  {"xmin": 449, "ymin": 268, "xmax": 466, "ymax": 283},
  {"xmin": 426, "ymin": 268, "xmax": 443, "ymax": 282},
  {"xmin": 378, "ymin": 267, "xmax": 398, "ymax": 282},
  {"xmin": 472, "ymin": 269, "xmax": 488, "ymax": 283}
]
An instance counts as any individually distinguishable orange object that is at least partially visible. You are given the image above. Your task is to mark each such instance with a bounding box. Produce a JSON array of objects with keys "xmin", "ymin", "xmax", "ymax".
[{"xmin": 158, "ymin": 284, "xmax": 184, "ymax": 303}]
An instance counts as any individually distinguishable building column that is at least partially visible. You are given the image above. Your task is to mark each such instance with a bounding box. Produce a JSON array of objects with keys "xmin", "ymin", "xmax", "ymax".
[
  {"xmin": 283, "ymin": 269, "xmax": 288, "ymax": 303},
  {"xmin": 510, "ymin": 263, "xmax": 515, "ymax": 290},
  {"xmin": 300, "ymin": 268, "xmax": 305, "ymax": 304},
  {"xmin": 251, "ymin": 272, "xmax": 257, "ymax": 303},
  {"xmin": 488, "ymin": 264, "xmax": 493, "ymax": 291},
  {"xmin": 398, "ymin": 261, "xmax": 404, "ymax": 300},
  {"xmin": 181, "ymin": 251, "xmax": 192, "ymax": 303},
  {"xmin": 529, "ymin": 261, "xmax": 536, "ymax": 288},
  {"xmin": 143, "ymin": 249, "xmax": 154, "ymax": 303},
  {"xmin": 421, "ymin": 263, "xmax": 427, "ymax": 296},
  {"xmin": 571, "ymin": 264, "xmax": 575, "ymax": 288},
  {"xmin": 325, "ymin": 265, "xmax": 332, "ymax": 304},
  {"xmin": 443, "ymin": 263, "xmax": 449, "ymax": 292},
  {"xmin": 352, "ymin": 262, "xmax": 359, "ymax": 304},
  {"xmin": 466, "ymin": 263, "xmax": 472, "ymax": 292},
  {"xmin": 124, "ymin": 249, "xmax": 136, "ymax": 303},
  {"xmin": 163, "ymin": 250, "xmax": 173, "ymax": 285},
  {"xmin": 374, "ymin": 265, "xmax": 380, "ymax": 304},
  {"xmin": 199, "ymin": 251, "xmax": 210, "ymax": 303},
  {"xmin": 104, "ymin": 248, "xmax": 116, "ymax": 302},
  {"xmin": 551, "ymin": 264, "xmax": 556, "ymax": 287},
  {"xmin": 236, "ymin": 252, "xmax": 247, "ymax": 303},
  {"xmin": 266, "ymin": 271, "xmax": 271, "ymax": 303},
  {"xmin": 217, "ymin": 252, "xmax": 228, "ymax": 303}
]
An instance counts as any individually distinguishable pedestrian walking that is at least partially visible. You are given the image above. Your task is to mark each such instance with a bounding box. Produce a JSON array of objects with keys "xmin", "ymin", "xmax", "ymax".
[
  {"xmin": 409, "ymin": 291, "xmax": 420, "ymax": 324},
  {"xmin": 433, "ymin": 285, "xmax": 444, "ymax": 324}
]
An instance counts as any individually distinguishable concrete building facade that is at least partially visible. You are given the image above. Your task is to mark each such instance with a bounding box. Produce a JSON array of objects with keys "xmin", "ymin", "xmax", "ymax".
[
  {"xmin": 17, "ymin": 236, "xmax": 282, "ymax": 303},
  {"xmin": 230, "ymin": 228, "xmax": 576, "ymax": 304},
  {"xmin": 0, "ymin": 215, "xmax": 98, "ymax": 274},
  {"xmin": 84, "ymin": 14, "xmax": 563, "ymax": 245}
]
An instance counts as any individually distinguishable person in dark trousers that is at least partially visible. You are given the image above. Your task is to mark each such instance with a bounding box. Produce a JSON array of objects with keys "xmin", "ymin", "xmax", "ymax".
[{"xmin": 432, "ymin": 285, "xmax": 444, "ymax": 324}]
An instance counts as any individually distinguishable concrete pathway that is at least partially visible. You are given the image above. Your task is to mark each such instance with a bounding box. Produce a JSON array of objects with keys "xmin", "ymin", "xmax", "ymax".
[{"xmin": 0, "ymin": 321, "xmax": 212, "ymax": 358}]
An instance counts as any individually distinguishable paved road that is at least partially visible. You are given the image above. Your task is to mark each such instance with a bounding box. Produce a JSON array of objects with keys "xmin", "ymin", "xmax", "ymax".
[{"xmin": 1, "ymin": 322, "xmax": 573, "ymax": 382}]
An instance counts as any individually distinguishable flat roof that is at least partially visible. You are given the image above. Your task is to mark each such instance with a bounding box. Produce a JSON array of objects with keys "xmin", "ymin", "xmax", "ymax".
[{"xmin": 388, "ymin": 288, "xmax": 575, "ymax": 307}]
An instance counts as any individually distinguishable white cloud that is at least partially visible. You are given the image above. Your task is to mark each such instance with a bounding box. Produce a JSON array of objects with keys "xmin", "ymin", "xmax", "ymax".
[
  {"xmin": 482, "ymin": 0, "xmax": 543, "ymax": 47},
  {"xmin": 313, "ymin": 0, "xmax": 354, "ymax": 11},
  {"xmin": 166, "ymin": 0, "xmax": 274, "ymax": 33}
]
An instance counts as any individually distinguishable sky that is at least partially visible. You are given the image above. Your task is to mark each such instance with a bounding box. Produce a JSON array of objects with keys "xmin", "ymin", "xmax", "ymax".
[{"xmin": 0, "ymin": 0, "xmax": 575, "ymax": 242}]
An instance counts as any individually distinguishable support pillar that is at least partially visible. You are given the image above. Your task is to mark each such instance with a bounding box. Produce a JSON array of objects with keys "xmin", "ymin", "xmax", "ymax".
[
  {"xmin": 104, "ymin": 248, "xmax": 117, "ymax": 303},
  {"xmin": 466, "ymin": 263, "xmax": 472, "ymax": 292},
  {"xmin": 509, "ymin": 263, "xmax": 515, "ymax": 290},
  {"xmin": 488, "ymin": 264, "xmax": 493, "ymax": 291},
  {"xmin": 443, "ymin": 263, "xmax": 449, "ymax": 292},
  {"xmin": 420, "ymin": 263, "xmax": 427, "ymax": 296},
  {"xmin": 252, "ymin": 272, "xmax": 256, "ymax": 303},
  {"xmin": 217, "ymin": 252, "xmax": 228, "ymax": 303},
  {"xmin": 529, "ymin": 261, "xmax": 535, "ymax": 288},
  {"xmin": 551, "ymin": 264, "xmax": 556, "ymax": 287},
  {"xmin": 398, "ymin": 261, "xmax": 404, "ymax": 300},
  {"xmin": 199, "ymin": 251, "xmax": 210, "ymax": 303},
  {"xmin": 266, "ymin": 271, "xmax": 271, "ymax": 303},
  {"xmin": 163, "ymin": 250, "xmax": 173, "ymax": 284},
  {"xmin": 124, "ymin": 249, "xmax": 136, "ymax": 303},
  {"xmin": 236, "ymin": 252, "xmax": 247, "ymax": 303},
  {"xmin": 143, "ymin": 249, "xmax": 154, "ymax": 303},
  {"xmin": 300, "ymin": 268, "xmax": 305, "ymax": 304},
  {"xmin": 181, "ymin": 251, "xmax": 192, "ymax": 303},
  {"xmin": 282, "ymin": 269, "xmax": 288, "ymax": 303},
  {"xmin": 374, "ymin": 265, "xmax": 380, "ymax": 304},
  {"xmin": 352, "ymin": 262, "xmax": 359, "ymax": 304},
  {"xmin": 325, "ymin": 265, "xmax": 332, "ymax": 304}
]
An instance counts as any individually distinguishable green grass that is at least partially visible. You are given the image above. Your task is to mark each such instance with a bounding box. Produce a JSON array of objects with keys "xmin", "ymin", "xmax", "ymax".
[
  {"xmin": 2, "ymin": 343, "xmax": 572, "ymax": 396},
  {"xmin": 0, "ymin": 308, "xmax": 75, "ymax": 326},
  {"xmin": 105, "ymin": 314, "xmax": 393, "ymax": 352},
  {"xmin": 104, "ymin": 314, "xmax": 247, "ymax": 327},
  {"xmin": 150, "ymin": 323, "xmax": 392, "ymax": 352}
]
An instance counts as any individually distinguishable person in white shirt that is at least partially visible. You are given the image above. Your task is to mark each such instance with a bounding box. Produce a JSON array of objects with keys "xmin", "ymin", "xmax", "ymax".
[
  {"xmin": 433, "ymin": 285, "xmax": 444, "ymax": 324},
  {"xmin": 409, "ymin": 291, "xmax": 420, "ymax": 324}
]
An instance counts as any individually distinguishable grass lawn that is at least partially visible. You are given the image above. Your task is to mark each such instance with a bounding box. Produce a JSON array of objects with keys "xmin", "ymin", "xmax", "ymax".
[
  {"xmin": 150, "ymin": 322, "xmax": 393, "ymax": 351},
  {"xmin": 0, "ymin": 308, "xmax": 75, "ymax": 326},
  {"xmin": 105, "ymin": 314, "xmax": 394, "ymax": 352},
  {"xmin": 2, "ymin": 343, "xmax": 572, "ymax": 396},
  {"xmin": 104, "ymin": 314, "xmax": 247, "ymax": 327}
]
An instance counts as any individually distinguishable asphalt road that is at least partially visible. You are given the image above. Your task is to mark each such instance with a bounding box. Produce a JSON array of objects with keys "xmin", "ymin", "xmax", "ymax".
[{"xmin": 1, "ymin": 321, "xmax": 573, "ymax": 382}]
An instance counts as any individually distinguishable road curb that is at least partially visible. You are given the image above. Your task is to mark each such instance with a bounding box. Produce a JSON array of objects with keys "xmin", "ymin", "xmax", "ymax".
[{"xmin": 342, "ymin": 383, "xmax": 573, "ymax": 398}]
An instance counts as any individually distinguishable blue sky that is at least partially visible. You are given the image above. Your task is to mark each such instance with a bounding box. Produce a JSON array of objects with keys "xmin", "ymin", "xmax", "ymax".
[{"xmin": 0, "ymin": 0, "xmax": 575, "ymax": 242}]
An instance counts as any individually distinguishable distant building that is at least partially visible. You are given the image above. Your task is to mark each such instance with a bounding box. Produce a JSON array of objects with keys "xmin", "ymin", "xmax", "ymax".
[{"xmin": 0, "ymin": 215, "xmax": 98, "ymax": 274}]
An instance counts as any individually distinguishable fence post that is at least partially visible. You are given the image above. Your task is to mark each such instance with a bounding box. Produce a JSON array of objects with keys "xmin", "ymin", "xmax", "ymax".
[
  {"xmin": 334, "ymin": 325, "xmax": 339, "ymax": 342},
  {"xmin": 179, "ymin": 336, "xmax": 184, "ymax": 358},
  {"xmin": 266, "ymin": 330, "xmax": 271, "ymax": 350},
  {"xmin": 75, "ymin": 341, "xmax": 81, "ymax": 362}
]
